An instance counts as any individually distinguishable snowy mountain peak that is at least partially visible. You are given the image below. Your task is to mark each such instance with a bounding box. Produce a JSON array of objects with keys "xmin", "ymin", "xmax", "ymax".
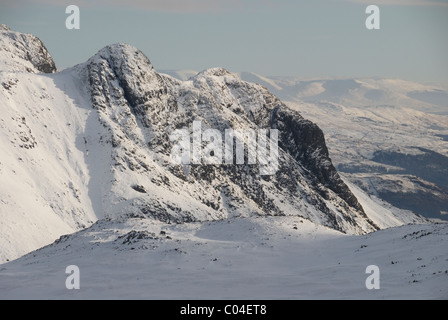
[
  {"xmin": 0, "ymin": 25, "xmax": 56, "ymax": 73},
  {"xmin": 85, "ymin": 43, "xmax": 167, "ymax": 113},
  {"xmin": 88, "ymin": 43, "xmax": 155, "ymax": 72}
]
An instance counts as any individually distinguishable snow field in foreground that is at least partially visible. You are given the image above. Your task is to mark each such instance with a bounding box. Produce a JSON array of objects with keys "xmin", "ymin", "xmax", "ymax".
[{"xmin": 0, "ymin": 216, "xmax": 447, "ymax": 299}]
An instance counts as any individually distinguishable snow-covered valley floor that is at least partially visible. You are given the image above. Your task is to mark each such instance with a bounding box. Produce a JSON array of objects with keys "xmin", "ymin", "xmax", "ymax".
[{"xmin": 0, "ymin": 216, "xmax": 447, "ymax": 300}]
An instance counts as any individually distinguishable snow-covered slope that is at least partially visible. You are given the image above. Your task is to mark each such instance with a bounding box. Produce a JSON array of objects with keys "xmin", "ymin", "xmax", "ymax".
[
  {"xmin": 0, "ymin": 25, "xmax": 99, "ymax": 262},
  {"xmin": 0, "ymin": 216, "xmax": 446, "ymax": 299},
  {"xmin": 341, "ymin": 176, "xmax": 427, "ymax": 229},
  {"xmin": 0, "ymin": 65, "xmax": 102, "ymax": 263}
]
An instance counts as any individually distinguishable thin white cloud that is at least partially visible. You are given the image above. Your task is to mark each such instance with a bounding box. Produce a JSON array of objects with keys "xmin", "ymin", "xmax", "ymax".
[
  {"xmin": 20, "ymin": 0, "xmax": 246, "ymax": 13},
  {"xmin": 347, "ymin": 0, "xmax": 448, "ymax": 6},
  {"xmin": 106, "ymin": 0, "xmax": 245, "ymax": 13}
]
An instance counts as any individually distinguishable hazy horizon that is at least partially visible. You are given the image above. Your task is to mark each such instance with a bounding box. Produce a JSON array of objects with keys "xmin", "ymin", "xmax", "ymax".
[{"xmin": 1, "ymin": 0, "xmax": 448, "ymax": 84}]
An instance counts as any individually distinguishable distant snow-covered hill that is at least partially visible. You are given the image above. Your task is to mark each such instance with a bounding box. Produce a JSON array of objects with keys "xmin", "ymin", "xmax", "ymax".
[{"xmin": 237, "ymin": 72, "xmax": 448, "ymax": 115}]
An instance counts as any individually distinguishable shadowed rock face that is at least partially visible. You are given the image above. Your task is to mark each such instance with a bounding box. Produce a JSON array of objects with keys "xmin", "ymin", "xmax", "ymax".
[
  {"xmin": 83, "ymin": 43, "xmax": 375, "ymax": 234},
  {"xmin": 271, "ymin": 108, "xmax": 365, "ymax": 214},
  {"xmin": 0, "ymin": 24, "xmax": 56, "ymax": 73}
]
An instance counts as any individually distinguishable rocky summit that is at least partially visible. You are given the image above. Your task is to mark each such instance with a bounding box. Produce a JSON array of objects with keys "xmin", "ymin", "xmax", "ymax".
[{"xmin": 0, "ymin": 24, "xmax": 56, "ymax": 74}]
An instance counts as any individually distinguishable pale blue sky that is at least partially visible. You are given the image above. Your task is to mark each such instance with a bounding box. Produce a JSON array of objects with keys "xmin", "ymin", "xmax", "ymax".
[{"xmin": 1, "ymin": 0, "xmax": 448, "ymax": 83}]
